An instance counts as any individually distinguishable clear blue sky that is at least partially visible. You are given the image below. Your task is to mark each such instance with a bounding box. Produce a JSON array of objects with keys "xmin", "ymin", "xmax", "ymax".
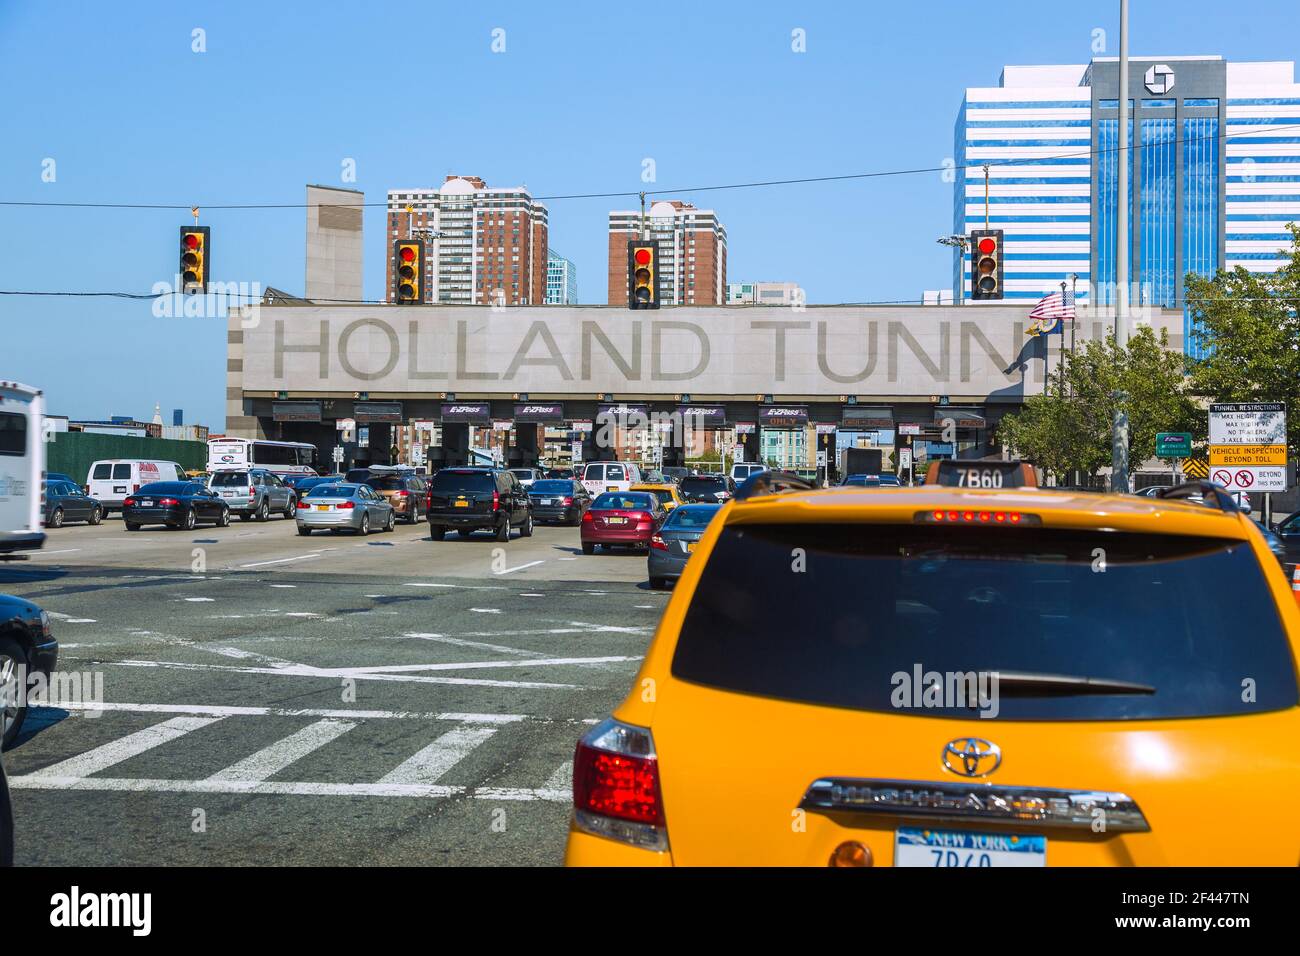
[{"xmin": 2, "ymin": 0, "xmax": 1296, "ymax": 426}]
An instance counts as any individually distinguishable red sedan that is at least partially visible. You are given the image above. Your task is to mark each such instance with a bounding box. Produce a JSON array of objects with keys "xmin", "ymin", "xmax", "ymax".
[{"xmin": 580, "ymin": 491, "xmax": 667, "ymax": 555}]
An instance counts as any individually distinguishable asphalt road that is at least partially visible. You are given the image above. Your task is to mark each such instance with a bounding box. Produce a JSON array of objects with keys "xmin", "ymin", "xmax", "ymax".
[{"xmin": 1, "ymin": 512, "xmax": 663, "ymax": 866}]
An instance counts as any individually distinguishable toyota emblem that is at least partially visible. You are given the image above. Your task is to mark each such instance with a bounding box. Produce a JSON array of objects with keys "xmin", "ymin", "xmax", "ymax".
[{"xmin": 941, "ymin": 737, "xmax": 1002, "ymax": 777}]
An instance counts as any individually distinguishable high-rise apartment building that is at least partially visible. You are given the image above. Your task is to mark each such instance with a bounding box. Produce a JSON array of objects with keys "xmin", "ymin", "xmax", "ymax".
[
  {"xmin": 952, "ymin": 57, "xmax": 1300, "ymax": 356},
  {"xmin": 545, "ymin": 250, "xmax": 578, "ymax": 304},
  {"xmin": 607, "ymin": 200, "xmax": 727, "ymax": 305},
  {"xmin": 386, "ymin": 175, "xmax": 548, "ymax": 306}
]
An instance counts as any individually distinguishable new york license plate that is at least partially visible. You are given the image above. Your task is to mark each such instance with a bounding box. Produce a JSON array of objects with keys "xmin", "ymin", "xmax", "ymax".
[{"xmin": 893, "ymin": 827, "xmax": 1045, "ymax": 867}]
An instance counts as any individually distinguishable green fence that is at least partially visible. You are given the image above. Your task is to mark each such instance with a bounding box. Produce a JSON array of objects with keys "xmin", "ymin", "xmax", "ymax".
[{"xmin": 47, "ymin": 432, "xmax": 208, "ymax": 483}]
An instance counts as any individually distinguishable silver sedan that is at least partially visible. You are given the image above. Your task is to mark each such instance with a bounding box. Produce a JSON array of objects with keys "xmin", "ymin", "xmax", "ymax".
[{"xmin": 296, "ymin": 483, "xmax": 396, "ymax": 536}]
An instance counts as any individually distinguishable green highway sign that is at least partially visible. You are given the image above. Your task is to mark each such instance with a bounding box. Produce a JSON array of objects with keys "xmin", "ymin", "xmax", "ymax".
[{"xmin": 1156, "ymin": 432, "xmax": 1193, "ymax": 458}]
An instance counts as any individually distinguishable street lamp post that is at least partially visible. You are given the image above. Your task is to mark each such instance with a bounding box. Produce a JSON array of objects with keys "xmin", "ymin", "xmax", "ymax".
[{"xmin": 1112, "ymin": 0, "xmax": 1132, "ymax": 493}]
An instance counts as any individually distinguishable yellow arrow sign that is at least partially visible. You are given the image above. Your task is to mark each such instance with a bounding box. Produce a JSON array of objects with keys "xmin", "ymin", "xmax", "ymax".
[
  {"xmin": 1182, "ymin": 458, "xmax": 1209, "ymax": 478},
  {"xmin": 1209, "ymin": 444, "xmax": 1287, "ymax": 466}
]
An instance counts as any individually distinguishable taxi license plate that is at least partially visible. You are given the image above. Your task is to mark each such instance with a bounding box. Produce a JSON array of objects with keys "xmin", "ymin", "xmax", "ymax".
[
  {"xmin": 606, "ymin": 516, "xmax": 627, "ymax": 525},
  {"xmin": 454, "ymin": 500, "xmax": 470, "ymax": 508},
  {"xmin": 316, "ymin": 505, "xmax": 330, "ymax": 511},
  {"xmin": 893, "ymin": 827, "xmax": 1045, "ymax": 867}
]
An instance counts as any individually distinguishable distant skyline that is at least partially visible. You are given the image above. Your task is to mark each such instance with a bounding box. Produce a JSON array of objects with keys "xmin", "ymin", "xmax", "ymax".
[{"xmin": 2, "ymin": 0, "xmax": 1298, "ymax": 425}]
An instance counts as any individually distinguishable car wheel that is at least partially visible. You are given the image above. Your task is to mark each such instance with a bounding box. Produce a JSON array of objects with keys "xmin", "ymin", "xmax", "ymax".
[
  {"xmin": 217, "ymin": 508, "xmax": 230, "ymax": 527},
  {"xmin": 183, "ymin": 508, "xmax": 197, "ymax": 531},
  {"xmin": 582, "ymin": 541, "xmax": 596, "ymax": 555},
  {"xmin": 88, "ymin": 506, "xmax": 103, "ymax": 526},
  {"xmin": 385, "ymin": 511, "xmax": 396, "ymax": 532},
  {"xmin": 297, "ymin": 526, "xmax": 313, "ymax": 537},
  {"xmin": 125, "ymin": 522, "xmax": 140, "ymax": 531},
  {"xmin": 50, "ymin": 507, "xmax": 64, "ymax": 528},
  {"xmin": 283, "ymin": 497, "xmax": 296, "ymax": 519},
  {"xmin": 256, "ymin": 499, "xmax": 269, "ymax": 522},
  {"xmin": 495, "ymin": 518, "xmax": 510, "ymax": 542},
  {"xmin": 0, "ymin": 637, "xmax": 31, "ymax": 750},
  {"xmin": 430, "ymin": 526, "xmax": 445, "ymax": 541},
  {"xmin": 521, "ymin": 513, "xmax": 533, "ymax": 538},
  {"xmin": 359, "ymin": 513, "xmax": 370, "ymax": 536}
]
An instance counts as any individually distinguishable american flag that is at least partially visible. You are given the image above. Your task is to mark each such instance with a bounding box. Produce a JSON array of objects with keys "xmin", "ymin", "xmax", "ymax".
[{"xmin": 1026, "ymin": 289, "xmax": 1075, "ymax": 335}]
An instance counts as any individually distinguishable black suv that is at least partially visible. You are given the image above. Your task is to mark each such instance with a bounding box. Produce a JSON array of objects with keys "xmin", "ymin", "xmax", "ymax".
[
  {"xmin": 678, "ymin": 474, "xmax": 737, "ymax": 503},
  {"xmin": 426, "ymin": 468, "xmax": 533, "ymax": 542}
]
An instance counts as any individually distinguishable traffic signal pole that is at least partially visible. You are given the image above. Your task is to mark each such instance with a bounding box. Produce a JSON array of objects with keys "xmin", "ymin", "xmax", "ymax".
[{"xmin": 1111, "ymin": 0, "xmax": 1132, "ymax": 493}]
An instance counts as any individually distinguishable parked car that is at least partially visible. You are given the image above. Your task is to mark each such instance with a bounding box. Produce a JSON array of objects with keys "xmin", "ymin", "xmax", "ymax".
[
  {"xmin": 0, "ymin": 593, "xmax": 58, "ymax": 749},
  {"xmin": 86, "ymin": 459, "xmax": 186, "ymax": 514},
  {"xmin": 426, "ymin": 468, "xmax": 533, "ymax": 542},
  {"xmin": 43, "ymin": 480, "xmax": 103, "ymax": 527},
  {"xmin": 677, "ymin": 474, "xmax": 737, "ymax": 504},
  {"xmin": 365, "ymin": 472, "xmax": 427, "ymax": 524},
  {"xmin": 580, "ymin": 461, "xmax": 642, "ymax": 497},
  {"xmin": 209, "ymin": 468, "xmax": 296, "ymax": 521},
  {"xmin": 528, "ymin": 479, "xmax": 591, "ymax": 525},
  {"xmin": 647, "ymin": 503, "xmax": 722, "ymax": 590},
  {"xmin": 44, "ymin": 472, "xmax": 77, "ymax": 486},
  {"xmin": 122, "ymin": 481, "xmax": 231, "ymax": 531},
  {"xmin": 296, "ymin": 482, "xmax": 395, "ymax": 535},
  {"xmin": 581, "ymin": 491, "xmax": 667, "ymax": 554},
  {"xmin": 509, "ymin": 467, "xmax": 545, "ymax": 490}
]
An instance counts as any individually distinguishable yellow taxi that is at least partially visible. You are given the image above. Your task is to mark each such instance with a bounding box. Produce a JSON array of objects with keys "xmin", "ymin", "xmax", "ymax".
[
  {"xmin": 565, "ymin": 461, "xmax": 1300, "ymax": 866},
  {"xmin": 630, "ymin": 482, "xmax": 685, "ymax": 512}
]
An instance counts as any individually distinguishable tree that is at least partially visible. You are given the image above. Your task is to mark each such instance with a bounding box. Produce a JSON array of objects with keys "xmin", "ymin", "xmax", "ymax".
[
  {"xmin": 1185, "ymin": 223, "xmax": 1300, "ymax": 457},
  {"xmin": 997, "ymin": 326, "xmax": 1201, "ymax": 484}
]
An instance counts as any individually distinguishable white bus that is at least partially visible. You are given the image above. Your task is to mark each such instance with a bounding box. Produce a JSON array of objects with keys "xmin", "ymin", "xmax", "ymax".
[
  {"xmin": 207, "ymin": 438, "xmax": 318, "ymax": 476},
  {"xmin": 0, "ymin": 381, "xmax": 45, "ymax": 557}
]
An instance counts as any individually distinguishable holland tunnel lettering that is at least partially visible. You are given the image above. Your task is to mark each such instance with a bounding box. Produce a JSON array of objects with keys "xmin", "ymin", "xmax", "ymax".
[{"xmin": 244, "ymin": 306, "xmax": 1057, "ymax": 398}]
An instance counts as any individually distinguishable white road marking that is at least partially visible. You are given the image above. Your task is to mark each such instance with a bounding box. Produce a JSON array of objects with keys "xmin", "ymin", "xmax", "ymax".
[
  {"xmin": 311, "ymin": 656, "xmax": 639, "ymax": 676},
  {"xmin": 634, "ymin": 605, "xmax": 653, "ymax": 609},
  {"xmin": 378, "ymin": 725, "xmax": 497, "ymax": 785},
  {"xmin": 40, "ymin": 702, "xmax": 548, "ymax": 723},
  {"xmin": 107, "ymin": 659, "xmax": 586, "ymax": 690},
  {"xmin": 470, "ymin": 607, "xmax": 501, "ymax": 614},
  {"xmin": 394, "ymin": 634, "xmax": 550, "ymax": 658},
  {"xmin": 402, "ymin": 582, "xmax": 506, "ymax": 590},
  {"xmin": 519, "ymin": 593, "xmax": 544, "ymax": 597},
  {"xmin": 30, "ymin": 548, "xmax": 81, "ymax": 556},
  {"xmin": 543, "ymin": 760, "xmax": 574, "ymax": 792},
  {"xmin": 207, "ymin": 719, "xmax": 357, "ymax": 782},
  {"xmin": 9, "ymin": 776, "xmax": 569, "ymax": 802},
  {"xmin": 237, "ymin": 553, "xmax": 323, "ymax": 568},
  {"xmin": 493, "ymin": 560, "xmax": 544, "ymax": 575},
  {"xmin": 27, "ymin": 716, "xmax": 222, "ymax": 778},
  {"xmin": 269, "ymin": 584, "xmax": 297, "ymax": 589},
  {"xmin": 45, "ymin": 611, "xmax": 97, "ymax": 623},
  {"xmin": 182, "ymin": 597, "xmax": 215, "ymax": 602},
  {"xmin": 558, "ymin": 557, "xmax": 577, "ymax": 561},
  {"xmin": 284, "ymin": 612, "xmax": 321, "ymax": 618}
]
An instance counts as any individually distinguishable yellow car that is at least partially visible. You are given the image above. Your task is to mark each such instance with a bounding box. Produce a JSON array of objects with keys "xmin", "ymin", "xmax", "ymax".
[
  {"xmin": 630, "ymin": 483, "xmax": 684, "ymax": 511},
  {"xmin": 566, "ymin": 462, "xmax": 1300, "ymax": 866}
]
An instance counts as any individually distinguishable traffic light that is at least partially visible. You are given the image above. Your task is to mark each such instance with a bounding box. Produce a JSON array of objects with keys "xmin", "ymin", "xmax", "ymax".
[
  {"xmin": 179, "ymin": 226, "xmax": 210, "ymax": 294},
  {"xmin": 395, "ymin": 239, "xmax": 424, "ymax": 303},
  {"xmin": 627, "ymin": 240, "xmax": 659, "ymax": 309},
  {"xmin": 969, "ymin": 229, "xmax": 1003, "ymax": 301}
]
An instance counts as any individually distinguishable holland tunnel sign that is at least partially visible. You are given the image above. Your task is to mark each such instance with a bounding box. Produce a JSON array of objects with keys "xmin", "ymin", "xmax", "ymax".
[{"xmin": 236, "ymin": 305, "xmax": 1092, "ymax": 398}]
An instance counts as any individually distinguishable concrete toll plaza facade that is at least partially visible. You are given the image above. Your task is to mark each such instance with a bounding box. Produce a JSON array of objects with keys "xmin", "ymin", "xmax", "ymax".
[{"xmin": 226, "ymin": 303, "xmax": 1187, "ymax": 479}]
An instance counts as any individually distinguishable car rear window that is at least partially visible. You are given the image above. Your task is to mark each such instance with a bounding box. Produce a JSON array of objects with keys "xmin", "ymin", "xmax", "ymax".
[
  {"xmin": 582, "ymin": 465, "xmax": 604, "ymax": 481},
  {"xmin": 366, "ymin": 477, "xmax": 408, "ymax": 491},
  {"xmin": 211, "ymin": 471, "xmax": 251, "ymax": 487},
  {"xmin": 531, "ymin": 480, "xmax": 573, "ymax": 494},
  {"xmin": 664, "ymin": 505, "xmax": 721, "ymax": 528},
  {"xmin": 680, "ymin": 476, "xmax": 725, "ymax": 492},
  {"xmin": 305, "ymin": 484, "xmax": 357, "ymax": 499},
  {"xmin": 112, "ymin": 464, "xmax": 132, "ymax": 479},
  {"xmin": 92, "ymin": 464, "xmax": 112, "ymax": 479},
  {"xmin": 0, "ymin": 412, "xmax": 26, "ymax": 455},
  {"xmin": 136, "ymin": 482, "xmax": 188, "ymax": 495},
  {"xmin": 430, "ymin": 470, "xmax": 495, "ymax": 494},
  {"xmin": 592, "ymin": 492, "xmax": 655, "ymax": 510},
  {"xmin": 671, "ymin": 523, "xmax": 1299, "ymax": 721}
]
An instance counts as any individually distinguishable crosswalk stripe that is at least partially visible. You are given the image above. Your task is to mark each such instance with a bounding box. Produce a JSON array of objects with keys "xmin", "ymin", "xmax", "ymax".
[
  {"xmin": 543, "ymin": 760, "xmax": 573, "ymax": 793},
  {"xmin": 27, "ymin": 716, "xmax": 222, "ymax": 778},
  {"xmin": 207, "ymin": 719, "xmax": 356, "ymax": 782},
  {"xmin": 8, "ymin": 777, "xmax": 571, "ymax": 802},
  {"xmin": 378, "ymin": 726, "xmax": 497, "ymax": 785}
]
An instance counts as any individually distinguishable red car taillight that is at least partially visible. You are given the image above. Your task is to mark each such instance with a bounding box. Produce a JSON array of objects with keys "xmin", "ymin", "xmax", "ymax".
[
  {"xmin": 133, "ymin": 483, "xmax": 140, "ymax": 493},
  {"xmin": 338, "ymin": 501, "xmax": 355, "ymax": 510},
  {"xmin": 562, "ymin": 496, "xmax": 574, "ymax": 506},
  {"xmin": 492, "ymin": 490, "xmax": 500, "ymax": 512},
  {"xmin": 397, "ymin": 489, "xmax": 409, "ymax": 497},
  {"xmin": 572, "ymin": 718, "xmax": 667, "ymax": 851},
  {"xmin": 158, "ymin": 498, "xmax": 180, "ymax": 507},
  {"xmin": 296, "ymin": 499, "xmax": 310, "ymax": 509},
  {"xmin": 581, "ymin": 510, "xmax": 594, "ymax": 523},
  {"xmin": 123, "ymin": 497, "xmax": 136, "ymax": 507},
  {"xmin": 650, "ymin": 534, "xmax": 668, "ymax": 550}
]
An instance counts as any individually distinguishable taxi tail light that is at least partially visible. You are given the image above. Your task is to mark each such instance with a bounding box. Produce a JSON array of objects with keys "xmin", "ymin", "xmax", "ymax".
[
  {"xmin": 921, "ymin": 510, "xmax": 1038, "ymax": 526},
  {"xmin": 650, "ymin": 534, "xmax": 668, "ymax": 550},
  {"xmin": 572, "ymin": 717, "xmax": 668, "ymax": 852},
  {"xmin": 338, "ymin": 501, "xmax": 355, "ymax": 510}
]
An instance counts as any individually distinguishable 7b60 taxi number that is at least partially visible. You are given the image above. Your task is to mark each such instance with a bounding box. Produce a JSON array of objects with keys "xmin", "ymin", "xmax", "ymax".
[{"xmin": 955, "ymin": 468, "xmax": 1005, "ymax": 488}]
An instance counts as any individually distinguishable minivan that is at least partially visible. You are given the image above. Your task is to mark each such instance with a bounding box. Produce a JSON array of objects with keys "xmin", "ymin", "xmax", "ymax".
[
  {"xmin": 86, "ymin": 459, "xmax": 186, "ymax": 513},
  {"xmin": 731, "ymin": 463, "xmax": 768, "ymax": 483},
  {"xmin": 580, "ymin": 461, "xmax": 642, "ymax": 497}
]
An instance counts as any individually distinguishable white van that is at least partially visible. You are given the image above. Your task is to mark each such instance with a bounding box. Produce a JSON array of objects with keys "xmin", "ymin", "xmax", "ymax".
[
  {"xmin": 87, "ymin": 459, "xmax": 186, "ymax": 512},
  {"xmin": 580, "ymin": 461, "xmax": 642, "ymax": 497},
  {"xmin": 731, "ymin": 463, "xmax": 768, "ymax": 483},
  {"xmin": 0, "ymin": 381, "xmax": 45, "ymax": 556}
]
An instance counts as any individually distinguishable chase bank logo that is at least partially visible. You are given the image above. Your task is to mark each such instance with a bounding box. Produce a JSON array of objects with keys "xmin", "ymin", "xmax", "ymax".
[{"xmin": 1144, "ymin": 64, "xmax": 1175, "ymax": 95}]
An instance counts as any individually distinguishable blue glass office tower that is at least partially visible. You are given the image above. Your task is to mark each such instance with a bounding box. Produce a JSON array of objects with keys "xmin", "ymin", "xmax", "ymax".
[{"xmin": 953, "ymin": 58, "xmax": 1300, "ymax": 357}]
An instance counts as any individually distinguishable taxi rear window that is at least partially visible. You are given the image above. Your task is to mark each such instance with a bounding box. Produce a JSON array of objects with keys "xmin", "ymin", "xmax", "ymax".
[{"xmin": 671, "ymin": 523, "xmax": 1298, "ymax": 721}]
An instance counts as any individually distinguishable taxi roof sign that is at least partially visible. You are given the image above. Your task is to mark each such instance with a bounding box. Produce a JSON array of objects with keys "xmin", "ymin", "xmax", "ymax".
[{"xmin": 924, "ymin": 459, "xmax": 1037, "ymax": 489}]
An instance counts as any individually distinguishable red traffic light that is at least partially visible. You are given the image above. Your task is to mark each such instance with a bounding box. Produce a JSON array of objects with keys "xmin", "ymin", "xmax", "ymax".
[
  {"xmin": 634, "ymin": 248, "xmax": 651, "ymax": 265},
  {"xmin": 182, "ymin": 233, "xmax": 199, "ymax": 249},
  {"xmin": 977, "ymin": 237, "xmax": 996, "ymax": 254},
  {"xmin": 399, "ymin": 246, "xmax": 415, "ymax": 262}
]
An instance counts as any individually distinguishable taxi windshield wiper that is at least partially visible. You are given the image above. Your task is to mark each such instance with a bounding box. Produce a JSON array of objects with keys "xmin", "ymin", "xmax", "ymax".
[{"xmin": 989, "ymin": 671, "xmax": 1155, "ymax": 696}]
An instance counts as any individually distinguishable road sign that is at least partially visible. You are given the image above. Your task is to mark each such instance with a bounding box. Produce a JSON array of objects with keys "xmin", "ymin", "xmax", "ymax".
[
  {"xmin": 331, "ymin": 446, "xmax": 345, "ymax": 464},
  {"xmin": 1211, "ymin": 465, "xmax": 1286, "ymax": 492},
  {"xmin": 1209, "ymin": 403, "xmax": 1286, "ymax": 445},
  {"xmin": 899, "ymin": 447, "xmax": 913, "ymax": 471},
  {"xmin": 1182, "ymin": 458, "xmax": 1208, "ymax": 478},
  {"xmin": 816, "ymin": 450, "xmax": 828, "ymax": 468},
  {"xmin": 570, "ymin": 441, "xmax": 582, "ymax": 463},
  {"xmin": 1156, "ymin": 432, "xmax": 1192, "ymax": 458},
  {"xmin": 1209, "ymin": 444, "xmax": 1287, "ymax": 466},
  {"xmin": 898, "ymin": 423, "xmax": 922, "ymax": 436}
]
